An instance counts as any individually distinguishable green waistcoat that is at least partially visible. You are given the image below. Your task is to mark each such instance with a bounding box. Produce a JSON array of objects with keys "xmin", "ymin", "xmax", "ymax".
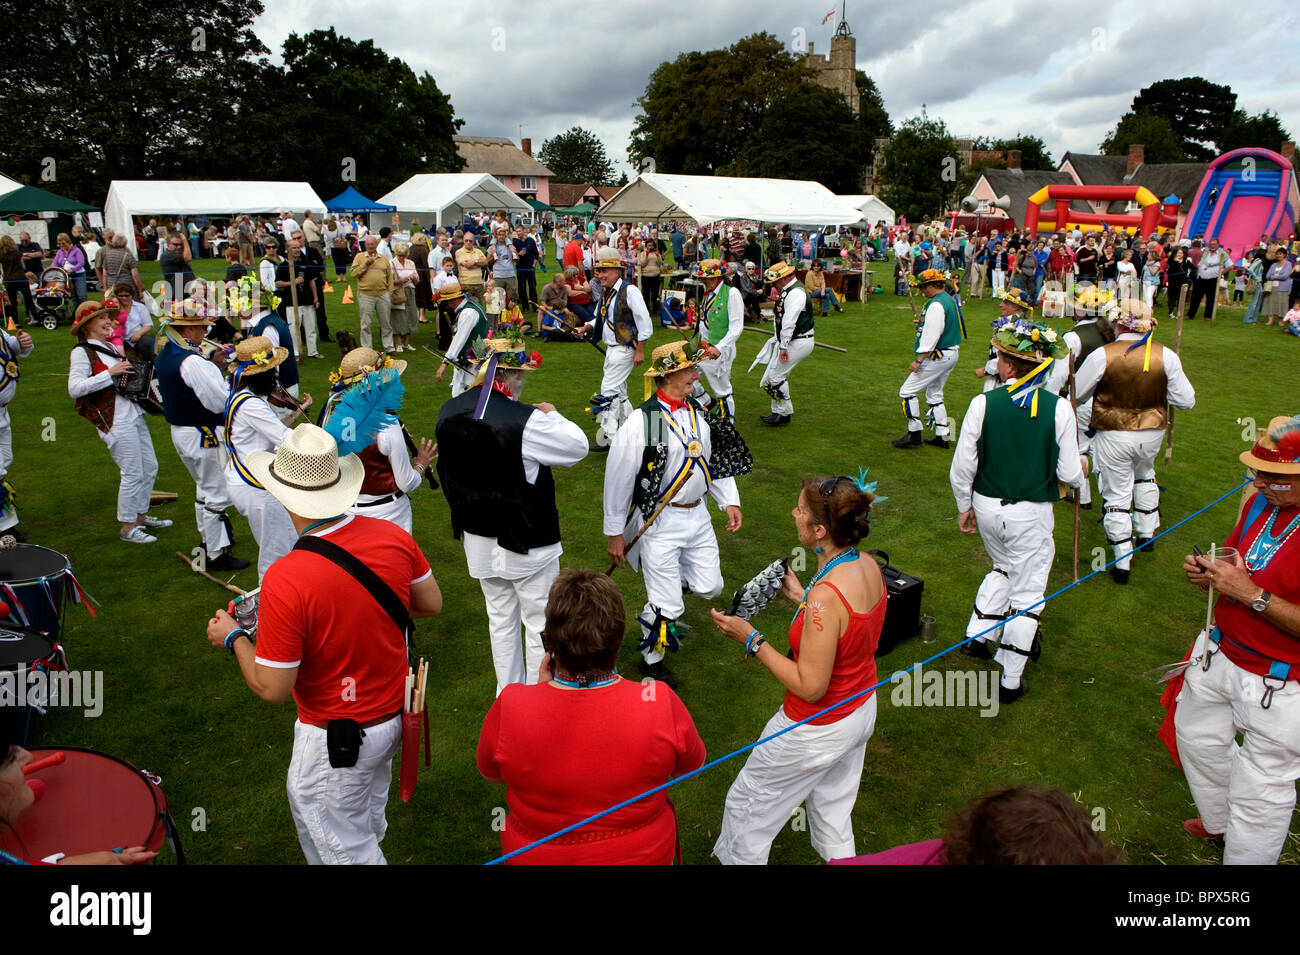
[{"xmin": 972, "ymin": 386, "xmax": 1061, "ymax": 503}]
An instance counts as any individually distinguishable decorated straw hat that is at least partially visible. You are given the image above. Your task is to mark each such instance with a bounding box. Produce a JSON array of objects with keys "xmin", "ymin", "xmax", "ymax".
[
  {"xmin": 227, "ymin": 335, "xmax": 289, "ymax": 376},
  {"xmin": 997, "ymin": 287, "xmax": 1035, "ymax": 313},
  {"xmin": 644, "ymin": 331, "xmax": 706, "ymax": 384},
  {"xmin": 479, "ymin": 331, "xmax": 544, "ymax": 371},
  {"xmin": 592, "ymin": 248, "xmax": 623, "ymax": 272},
  {"xmin": 990, "ymin": 317, "xmax": 1068, "ymax": 363},
  {"xmin": 162, "ymin": 297, "xmax": 218, "ymax": 327},
  {"xmin": 70, "ymin": 299, "xmax": 118, "ymax": 336},
  {"xmin": 1240, "ymin": 415, "xmax": 1300, "ymax": 475},
  {"xmin": 764, "ymin": 260, "xmax": 796, "ymax": 283},
  {"xmin": 696, "ymin": 258, "xmax": 725, "ymax": 279},
  {"xmin": 246, "ymin": 423, "xmax": 365, "ymax": 519},
  {"xmin": 908, "ymin": 268, "xmax": 949, "ymax": 289},
  {"xmin": 1072, "ymin": 285, "xmax": 1117, "ymax": 319},
  {"xmin": 331, "ymin": 347, "xmax": 406, "ymax": 388},
  {"xmin": 1113, "ymin": 297, "xmax": 1156, "ymax": 333},
  {"xmin": 436, "ymin": 280, "xmax": 464, "ymax": 302}
]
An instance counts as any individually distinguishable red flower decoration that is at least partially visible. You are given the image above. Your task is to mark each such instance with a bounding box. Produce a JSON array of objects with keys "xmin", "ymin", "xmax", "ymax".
[{"xmin": 529, "ymin": 350, "xmax": 543, "ymax": 367}]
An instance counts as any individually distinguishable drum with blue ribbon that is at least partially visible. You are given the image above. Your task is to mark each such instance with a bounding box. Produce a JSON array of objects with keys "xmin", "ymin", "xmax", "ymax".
[
  {"xmin": 0, "ymin": 625, "xmax": 67, "ymax": 746},
  {"xmin": 0, "ymin": 544, "xmax": 94, "ymax": 637}
]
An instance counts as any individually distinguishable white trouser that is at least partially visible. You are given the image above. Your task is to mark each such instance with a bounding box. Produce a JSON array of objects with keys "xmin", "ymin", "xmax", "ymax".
[
  {"xmin": 714, "ymin": 696, "xmax": 876, "ymax": 865},
  {"xmin": 760, "ymin": 337, "xmax": 814, "ymax": 416},
  {"xmin": 0, "ymin": 407, "xmax": 15, "ymax": 531},
  {"xmin": 287, "ymin": 305, "xmax": 317, "ymax": 357},
  {"xmin": 476, "ymin": 558, "xmax": 558, "ymax": 696},
  {"xmin": 637, "ymin": 503, "xmax": 724, "ymax": 664},
  {"xmin": 350, "ymin": 492, "xmax": 413, "ymax": 535},
  {"xmin": 1075, "ymin": 398, "xmax": 1093, "ymax": 506},
  {"xmin": 899, "ymin": 349, "xmax": 959, "ymax": 437},
  {"xmin": 102, "ymin": 416, "xmax": 158, "ymax": 522},
  {"xmin": 1175, "ymin": 649, "xmax": 1300, "ymax": 865},
  {"xmin": 697, "ymin": 341, "xmax": 737, "ymax": 417},
  {"xmin": 991, "ymin": 269, "xmax": 1006, "ymax": 295},
  {"xmin": 358, "ymin": 293, "xmax": 393, "ymax": 351},
  {"xmin": 597, "ymin": 344, "xmax": 636, "ymax": 437},
  {"xmin": 1092, "ymin": 428, "xmax": 1164, "ymax": 571},
  {"xmin": 964, "ymin": 493, "xmax": 1054, "ymax": 689},
  {"xmin": 171, "ymin": 425, "xmax": 232, "ymax": 558},
  {"xmin": 226, "ymin": 473, "xmax": 296, "ymax": 582},
  {"xmin": 450, "ymin": 366, "xmax": 476, "ymax": 398},
  {"xmin": 286, "ymin": 715, "xmax": 402, "ymax": 865}
]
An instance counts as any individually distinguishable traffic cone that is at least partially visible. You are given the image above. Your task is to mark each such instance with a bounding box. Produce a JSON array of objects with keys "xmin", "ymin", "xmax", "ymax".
[
  {"xmin": 5, "ymin": 315, "xmax": 15, "ymax": 332},
  {"xmin": 341, "ymin": 285, "xmax": 354, "ymax": 305},
  {"xmin": 323, "ymin": 282, "xmax": 334, "ymax": 293}
]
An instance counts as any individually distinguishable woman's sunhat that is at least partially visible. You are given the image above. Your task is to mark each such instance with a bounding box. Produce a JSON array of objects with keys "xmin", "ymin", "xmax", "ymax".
[
  {"xmin": 1240, "ymin": 415, "xmax": 1300, "ymax": 475},
  {"xmin": 332, "ymin": 347, "xmax": 406, "ymax": 387},
  {"xmin": 70, "ymin": 299, "xmax": 118, "ymax": 336},
  {"xmin": 227, "ymin": 335, "xmax": 288, "ymax": 376},
  {"xmin": 246, "ymin": 424, "xmax": 365, "ymax": 519}
]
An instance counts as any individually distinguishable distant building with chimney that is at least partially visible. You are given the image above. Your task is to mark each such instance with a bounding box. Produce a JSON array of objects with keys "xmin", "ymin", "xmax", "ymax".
[
  {"xmin": 803, "ymin": 9, "xmax": 858, "ymax": 115},
  {"xmin": 453, "ymin": 135, "xmax": 554, "ymax": 206}
]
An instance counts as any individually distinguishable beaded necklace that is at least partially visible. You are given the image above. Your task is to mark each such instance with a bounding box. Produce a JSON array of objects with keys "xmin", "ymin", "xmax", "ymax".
[
  {"xmin": 793, "ymin": 547, "xmax": 859, "ymax": 624},
  {"xmin": 551, "ymin": 670, "xmax": 620, "ymax": 689},
  {"xmin": 1244, "ymin": 505, "xmax": 1300, "ymax": 572}
]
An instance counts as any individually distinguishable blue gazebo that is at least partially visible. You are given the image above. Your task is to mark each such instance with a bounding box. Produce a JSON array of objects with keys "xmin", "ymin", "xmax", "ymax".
[{"xmin": 324, "ymin": 186, "xmax": 396, "ymax": 214}]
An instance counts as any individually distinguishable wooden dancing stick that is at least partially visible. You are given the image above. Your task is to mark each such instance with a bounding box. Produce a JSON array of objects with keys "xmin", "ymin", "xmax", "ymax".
[
  {"xmin": 175, "ymin": 551, "xmax": 247, "ymax": 596},
  {"xmin": 1164, "ymin": 284, "xmax": 1189, "ymax": 465},
  {"xmin": 740, "ymin": 325, "xmax": 847, "ymax": 353}
]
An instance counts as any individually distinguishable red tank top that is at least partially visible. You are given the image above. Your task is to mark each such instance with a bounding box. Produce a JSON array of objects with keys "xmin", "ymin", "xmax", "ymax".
[{"xmin": 783, "ymin": 580, "xmax": 885, "ymax": 725}]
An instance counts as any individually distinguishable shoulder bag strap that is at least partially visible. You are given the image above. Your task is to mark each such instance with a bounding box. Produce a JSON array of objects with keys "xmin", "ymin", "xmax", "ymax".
[{"xmin": 293, "ymin": 534, "xmax": 413, "ymax": 658}]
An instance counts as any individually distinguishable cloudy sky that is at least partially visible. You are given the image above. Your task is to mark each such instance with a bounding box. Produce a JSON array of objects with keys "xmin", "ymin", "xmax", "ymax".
[{"xmin": 254, "ymin": 0, "xmax": 1300, "ymax": 175}]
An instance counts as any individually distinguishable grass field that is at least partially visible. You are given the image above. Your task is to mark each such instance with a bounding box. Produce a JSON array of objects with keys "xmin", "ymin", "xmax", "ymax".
[{"xmin": 14, "ymin": 256, "xmax": 1299, "ymax": 865}]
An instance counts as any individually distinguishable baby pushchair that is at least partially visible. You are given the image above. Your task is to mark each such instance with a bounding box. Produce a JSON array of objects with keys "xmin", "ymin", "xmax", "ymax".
[
  {"xmin": 33, "ymin": 268, "xmax": 74, "ymax": 330},
  {"xmin": 659, "ymin": 297, "xmax": 691, "ymax": 328}
]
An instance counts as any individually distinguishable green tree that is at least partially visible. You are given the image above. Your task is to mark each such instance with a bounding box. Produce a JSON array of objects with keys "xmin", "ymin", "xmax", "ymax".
[
  {"xmin": 630, "ymin": 33, "xmax": 816, "ymax": 175},
  {"xmin": 855, "ymin": 71, "xmax": 893, "ymax": 146},
  {"xmin": 537, "ymin": 127, "xmax": 616, "ymax": 185},
  {"xmin": 878, "ymin": 113, "xmax": 959, "ymax": 219},
  {"xmin": 1130, "ymin": 78, "xmax": 1236, "ymax": 161},
  {"xmin": 265, "ymin": 29, "xmax": 463, "ymax": 199},
  {"xmin": 1100, "ymin": 112, "xmax": 1188, "ymax": 164},
  {"xmin": 743, "ymin": 85, "xmax": 865, "ymax": 193},
  {"xmin": 1217, "ymin": 109, "xmax": 1291, "ymax": 153},
  {"xmin": 0, "ymin": 0, "xmax": 270, "ymax": 200}
]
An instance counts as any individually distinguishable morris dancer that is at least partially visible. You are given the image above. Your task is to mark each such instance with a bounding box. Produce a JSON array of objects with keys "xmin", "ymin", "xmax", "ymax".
[
  {"xmin": 435, "ymin": 280, "xmax": 489, "ymax": 398},
  {"xmin": 952, "ymin": 317, "xmax": 1082, "ymax": 702},
  {"xmin": 757, "ymin": 261, "xmax": 812, "ymax": 427},
  {"xmin": 974, "ymin": 287, "xmax": 1034, "ymax": 392},
  {"xmin": 1075, "ymin": 299, "xmax": 1195, "ymax": 584},
  {"xmin": 894, "ymin": 268, "xmax": 964, "ymax": 449},
  {"xmin": 321, "ymin": 347, "xmax": 434, "ymax": 535},
  {"xmin": 223, "ymin": 336, "xmax": 312, "ymax": 581},
  {"xmin": 0, "ymin": 318, "xmax": 33, "ymax": 537},
  {"xmin": 578, "ymin": 248, "xmax": 651, "ymax": 450},
  {"xmin": 68, "ymin": 300, "xmax": 170, "ymax": 544},
  {"xmin": 692, "ymin": 258, "xmax": 743, "ymax": 419},
  {"xmin": 604, "ymin": 335, "xmax": 744, "ymax": 687},
  {"xmin": 436, "ymin": 340, "xmax": 588, "ymax": 694},
  {"xmin": 155, "ymin": 300, "xmax": 248, "ymax": 571}
]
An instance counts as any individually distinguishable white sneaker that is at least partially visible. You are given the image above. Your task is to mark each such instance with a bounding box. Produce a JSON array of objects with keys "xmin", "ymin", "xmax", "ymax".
[
  {"xmin": 121, "ymin": 526, "xmax": 157, "ymax": 544},
  {"xmin": 138, "ymin": 515, "xmax": 173, "ymax": 528}
]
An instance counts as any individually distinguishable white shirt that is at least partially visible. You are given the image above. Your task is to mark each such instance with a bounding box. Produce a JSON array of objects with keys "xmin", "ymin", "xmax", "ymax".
[
  {"xmin": 950, "ymin": 382, "xmax": 1083, "ymax": 512},
  {"xmin": 355, "ymin": 422, "xmax": 424, "ymax": 500},
  {"xmin": 225, "ymin": 390, "xmax": 289, "ymax": 465},
  {"xmin": 463, "ymin": 405, "xmax": 589, "ymax": 579},
  {"xmin": 124, "ymin": 302, "xmax": 153, "ymax": 345},
  {"xmin": 280, "ymin": 217, "xmax": 299, "ymax": 242},
  {"xmin": 433, "ymin": 270, "xmax": 456, "ymax": 294},
  {"xmin": 68, "ymin": 337, "xmax": 142, "ymax": 429},
  {"xmin": 1045, "ymin": 319, "xmax": 1097, "ymax": 395},
  {"xmin": 377, "ymin": 239, "xmax": 393, "ymax": 262},
  {"xmin": 603, "ymin": 399, "xmax": 739, "ymax": 537},
  {"xmin": 893, "ymin": 239, "xmax": 911, "ymax": 260},
  {"xmin": 774, "ymin": 284, "xmax": 809, "ymax": 347},
  {"xmin": 259, "ymin": 258, "xmax": 277, "ymax": 293},
  {"xmin": 446, "ymin": 302, "xmax": 484, "ymax": 364},
  {"xmin": 702, "ymin": 285, "xmax": 744, "ymax": 351},
  {"xmin": 429, "ymin": 245, "xmax": 452, "ymax": 273},
  {"xmin": 597, "ymin": 279, "xmax": 653, "ymax": 347},
  {"xmin": 178, "ymin": 350, "xmax": 230, "ymax": 416},
  {"xmin": 1074, "ymin": 332, "xmax": 1196, "ymax": 421},
  {"xmin": 1197, "ymin": 248, "xmax": 1230, "ymax": 279},
  {"xmin": 0, "ymin": 331, "xmax": 33, "ymax": 406},
  {"xmin": 915, "ymin": 297, "xmax": 948, "ymax": 354}
]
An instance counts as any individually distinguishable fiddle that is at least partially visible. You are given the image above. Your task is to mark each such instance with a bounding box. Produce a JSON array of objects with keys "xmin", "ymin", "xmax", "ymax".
[{"xmin": 270, "ymin": 386, "xmax": 313, "ymax": 422}]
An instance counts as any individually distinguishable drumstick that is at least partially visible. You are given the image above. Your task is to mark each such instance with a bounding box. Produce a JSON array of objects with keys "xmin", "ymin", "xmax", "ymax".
[
  {"xmin": 174, "ymin": 551, "xmax": 248, "ymax": 596},
  {"xmin": 23, "ymin": 751, "xmax": 65, "ymax": 774}
]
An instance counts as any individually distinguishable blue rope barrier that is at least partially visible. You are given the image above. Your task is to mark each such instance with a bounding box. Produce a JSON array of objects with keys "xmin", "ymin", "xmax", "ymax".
[{"xmin": 485, "ymin": 477, "xmax": 1253, "ymax": 864}]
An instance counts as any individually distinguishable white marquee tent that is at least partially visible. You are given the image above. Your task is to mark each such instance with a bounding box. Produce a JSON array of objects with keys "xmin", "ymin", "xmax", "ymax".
[
  {"xmin": 104, "ymin": 180, "xmax": 327, "ymax": 240},
  {"xmin": 839, "ymin": 194, "xmax": 896, "ymax": 227},
  {"xmin": 596, "ymin": 173, "xmax": 862, "ymax": 226},
  {"xmin": 375, "ymin": 173, "xmax": 531, "ymax": 231}
]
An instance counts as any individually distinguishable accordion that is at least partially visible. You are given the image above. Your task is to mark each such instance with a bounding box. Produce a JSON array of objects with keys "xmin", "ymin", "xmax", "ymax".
[{"xmin": 115, "ymin": 360, "xmax": 165, "ymax": 415}]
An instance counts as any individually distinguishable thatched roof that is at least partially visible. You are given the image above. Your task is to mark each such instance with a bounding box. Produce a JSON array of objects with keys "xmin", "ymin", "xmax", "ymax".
[{"xmin": 453, "ymin": 137, "xmax": 553, "ymax": 177}]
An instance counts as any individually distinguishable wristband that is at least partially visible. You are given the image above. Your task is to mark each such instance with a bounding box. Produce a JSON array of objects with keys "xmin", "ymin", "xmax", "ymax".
[
  {"xmin": 745, "ymin": 630, "xmax": 765, "ymax": 658},
  {"xmin": 224, "ymin": 627, "xmax": 249, "ymax": 653}
]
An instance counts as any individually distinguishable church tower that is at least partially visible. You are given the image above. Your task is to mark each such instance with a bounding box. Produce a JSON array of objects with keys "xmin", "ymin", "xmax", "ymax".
[{"xmin": 804, "ymin": 4, "xmax": 859, "ymax": 114}]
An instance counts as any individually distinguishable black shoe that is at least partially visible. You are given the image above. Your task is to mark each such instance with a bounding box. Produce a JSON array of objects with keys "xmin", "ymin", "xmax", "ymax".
[
  {"xmin": 924, "ymin": 436, "xmax": 951, "ymax": 449},
  {"xmin": 637, "ymin": 659, "xmax": 678, "ymax": 689},
  {"xmin": 1137, "ymin": 537, "xmax": 1154, "ymax": 553},
  {"xmin": 1110, "ymin": 566, "xmax": 1130, "ymax": 585},
  {"xmin": 961, "ymin": 639, "xmax": 992, "ymax": 660},
  {"xmin": 589, "ymin": 442, "xmax": 610, "ymax": 454},
  {"xmin": 760, "ymin": 413, "xmax": 791, "ymax": 426},
  {"xmin": 208, "ymin": 551, "xmax": 251, "ymax": 572},
  {"xmin": 892, "ymin": 432, "xmax": 922, "ymax": 448},
  {"xmin": 1080, "ymin": 501, "xmax": 1092, "ymax": 510},
  {"xmin": 999, "ymin": 678, "xmax": 1028, "ymax": 704}
]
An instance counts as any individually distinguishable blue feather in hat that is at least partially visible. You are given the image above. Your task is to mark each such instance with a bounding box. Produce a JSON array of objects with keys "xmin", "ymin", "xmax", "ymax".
[{"xmin": 323, "ymin": 369, "xmax": 404, "ymax": 456}]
